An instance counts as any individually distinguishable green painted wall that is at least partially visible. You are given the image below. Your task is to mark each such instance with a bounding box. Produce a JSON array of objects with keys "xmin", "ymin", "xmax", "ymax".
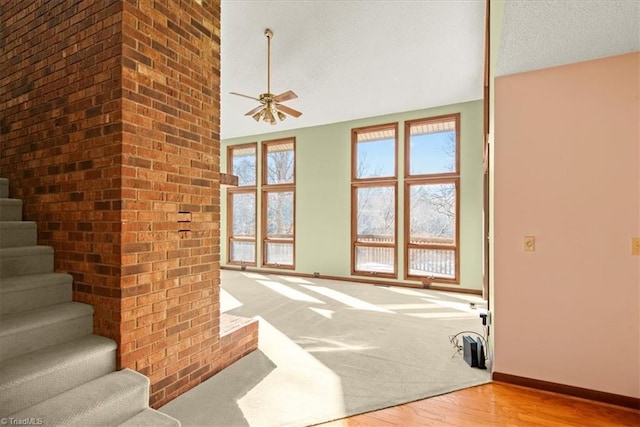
[{"xmin": 221, "ymin": 100, "xmax": 484, "ymax": 291}]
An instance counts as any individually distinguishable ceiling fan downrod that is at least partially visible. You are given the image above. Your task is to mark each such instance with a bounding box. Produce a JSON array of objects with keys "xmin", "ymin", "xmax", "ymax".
[{"xmin": 265, "ymin": 28, "xmax": 272, "ymax": 96}]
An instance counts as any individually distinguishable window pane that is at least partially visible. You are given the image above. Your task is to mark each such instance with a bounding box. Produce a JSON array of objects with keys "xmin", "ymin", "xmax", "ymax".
[
  {"xmin": 265, "ymin": 242, "xmax": 293, "ymax": 265},
  {"xmin": 266, "ymin": 191, "xmax": 294, "ymax": 238},
  {"xmin": 266, "ymin": 142, "xmax": 294, "ymax": 185},
  {"xmin": 356, "ymin": 186, "xmax": 395, "ymax": 243},
  {"xmin": 356, "ymin": 138, "xmax": 395, "ymax": 179},
  {"xmin": 355, "ymin": 246, "xmax": 394, "ymax": 273},
  {"xmin": 408, "ymin": 248, "xmax": 455, "ymax": 279},
  {"xmin": 409, "ymin": 183, "xmax": 456, "ymax": 243},
  {"xmin": 409, "ymin": 121, "xmax": 456, "ymax": 175},
  {"xmin": 230, "ymin": 241, "xmax": 255, "ymax": 263},
  {"xmin": 231, "ymin": 146, "xmax": 256, "ymax": 186},
  {"xmin": 231, "ymin": 192, "xmax": 256, "ymax": 237}
]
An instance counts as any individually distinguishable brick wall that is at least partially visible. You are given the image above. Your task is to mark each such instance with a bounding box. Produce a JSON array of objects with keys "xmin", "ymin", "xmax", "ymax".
[
  {"xmin": 1, "ymin": 0, "xmax": 227, "ymax": 407},
  {"xmin": 119, "ymin": 0, "xmax": 222, "ymax": 407},
  {"xmin": 0, "ymin": 0, "xmax": 125, "ymax": 337}
]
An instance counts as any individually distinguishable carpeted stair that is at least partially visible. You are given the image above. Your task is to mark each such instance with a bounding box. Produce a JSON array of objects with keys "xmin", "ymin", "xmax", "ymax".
[{"xmin": 0, "ymin": 177, "xmax": 180, "ymax": 426}]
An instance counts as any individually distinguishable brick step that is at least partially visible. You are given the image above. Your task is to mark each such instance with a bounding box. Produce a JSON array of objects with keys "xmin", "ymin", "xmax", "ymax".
[
  {"xmin": 0, "ymin": 221, "xmax": 38, "ymax": 248},
  {"xmin": 0, "ymin": 246, "xmax": 54, "ymax": 278},
  {"xmin": 0, "ymin": 302, "xmax": 93, "ymax": 362},
  {"xmin": 0, "ymin": 334, "xmax": 117, "ymax": 416}
]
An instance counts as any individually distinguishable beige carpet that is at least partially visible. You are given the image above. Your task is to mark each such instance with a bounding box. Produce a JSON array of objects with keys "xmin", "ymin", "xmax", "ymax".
[{"xmin": 159, "ymin": 271, "xmax": 490, "ymax": 427}]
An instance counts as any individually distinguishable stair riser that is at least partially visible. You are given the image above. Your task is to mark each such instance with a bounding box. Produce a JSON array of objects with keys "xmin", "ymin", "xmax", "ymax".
[
  {"xmin": 0, "ymin": 349, "xmax": 116, "ymax": 416},
  {"xmin": 0, "ymin": 179, "xmax": 8, "ymax": 198},
  {"xmin": 0, "ymin": 223, "xmax": 38, "ymax": 248},
  {"xmin": 0, "ymin": 250, "xmax": 53, "ymax": 278},
  {"xmin": 1, "ymin": 283, "xmax": 72, "ymax": 316},
  {"xmin": 0, "ymin": 199, "xmax": 22, "ymax": 221},
  {"xmin": 0, "ymin": 315, "xmax": 93, "ymax": 362}
]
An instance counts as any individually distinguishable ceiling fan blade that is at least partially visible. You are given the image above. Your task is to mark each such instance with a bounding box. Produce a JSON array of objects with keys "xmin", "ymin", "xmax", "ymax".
[
  {"xmin": 276, "ymin": 103, "xmax": 302, "ymax": 118},
  {"xmin": 273, "ymin": 90, "xmax": 298, "ymax": 102},
  {"xmin": 230, "ymin": 92, "xmax": 260, "ymax": 101},
  {"xmin": 244, "ymin": 105, "xmax": 264, "ymax": 116}
]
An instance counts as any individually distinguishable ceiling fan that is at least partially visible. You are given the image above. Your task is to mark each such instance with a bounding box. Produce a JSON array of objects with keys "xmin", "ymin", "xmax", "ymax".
[{"xmin": 230, "ymin": 29, "xmax": 302, "ymax": 125}]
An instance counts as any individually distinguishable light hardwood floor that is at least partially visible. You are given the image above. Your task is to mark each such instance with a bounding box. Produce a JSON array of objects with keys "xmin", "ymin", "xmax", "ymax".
[{"xmin": 316, "ymin": 382, "xmax": 640, "ymax": 426}]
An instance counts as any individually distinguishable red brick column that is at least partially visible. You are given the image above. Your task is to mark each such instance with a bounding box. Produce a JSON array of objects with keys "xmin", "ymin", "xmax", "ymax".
[
  {"xmin": 119, "ymin": 0, "xmax": 221, "ymax": 406},
  {"xmin": 1, "ymin": 0, "xmax": 222, "ymax": 407}
]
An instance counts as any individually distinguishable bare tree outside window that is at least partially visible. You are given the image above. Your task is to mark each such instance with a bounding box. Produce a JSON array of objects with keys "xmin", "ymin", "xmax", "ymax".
[
  {"xmin": 409, "ymin": 183, "xmax": 455, "ymax": 243},
  {"xmin": 231, "ymin": 145, "xmax": 257, "ymax": 186},
  {"xmin": 266, "ymin": 143, "xmax": 294, "ymax": 185}
]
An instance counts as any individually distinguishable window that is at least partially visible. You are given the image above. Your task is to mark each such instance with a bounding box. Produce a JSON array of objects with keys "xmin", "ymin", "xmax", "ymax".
[
  {"xmin": 405, "ymin": 114, "xmax": 460, "ymax": 283},
  {"xmin": 227, "ymin": 144, "xmax": 257, "ymax": 265},
  {"xmin": 351, "ymin": 124, "xmax": 398, "ymax": 278},
  {"xmin": 262, "ymin": 138, "xmax": 295, "ymax": 268}
]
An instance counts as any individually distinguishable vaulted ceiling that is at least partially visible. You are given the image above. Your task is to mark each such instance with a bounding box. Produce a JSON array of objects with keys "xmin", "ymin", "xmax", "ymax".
[{"xmin": 220, "ymin": 1, "xmax": 639, "ymax": 140}]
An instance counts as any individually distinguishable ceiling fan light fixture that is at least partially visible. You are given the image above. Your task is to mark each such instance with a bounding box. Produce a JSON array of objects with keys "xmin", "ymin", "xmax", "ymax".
[
  {"xmin": 230, "ymin": 28, "xmax": 302, "ymax": 125},
  {"xmin": 265, "ymin": 107, "xmax": 276, "ymax": 125}
]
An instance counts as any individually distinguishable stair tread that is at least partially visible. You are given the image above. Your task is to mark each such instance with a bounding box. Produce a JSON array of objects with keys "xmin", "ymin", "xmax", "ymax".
[
  {"xmin": 0, "ymin": 335, "xmax": 117, "ymax": 417},
  {"xmin": 120, "ymin": 409, "xmax": 182, "ymax": 426},
  {"xmin": 0, "ymin": 301, "xmax": 93, "ymax": 334},
  {"xmin": 0, "ymin": 245, "xmax": 53, "ymax": 256},
  {"xmin": 9, "ymin": 369, "xmax": 149, "ymax": 423},
  {"xmin": 0, "ymin": 221, "xmax": 37, "ymax": 228},
  {"xmin": 0, "ymin": 272, "xmax": 72, "ymax": 292},
  {"xmin": 0, "ymin": 334, "xmax": 116, "ymax": 385}
]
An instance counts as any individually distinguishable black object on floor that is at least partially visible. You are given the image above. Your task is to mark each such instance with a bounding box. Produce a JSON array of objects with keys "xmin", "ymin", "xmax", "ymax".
[{"xmin": 463, "ymin": 336, "xmax": 478, "ymax": 367}]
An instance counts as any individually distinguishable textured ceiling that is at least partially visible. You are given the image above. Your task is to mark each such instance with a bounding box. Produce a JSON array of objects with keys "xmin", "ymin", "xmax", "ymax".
[
  {"xmin": 220, "ymin": 1, "xmax": 640, "ymax": 140},
  {"xmin": 220, "ymin": 1, "xmax": 485, "ymax": 139},
  {"xmin": 498, "ymin": 0, "xmax": 639, "ymax": 76}
]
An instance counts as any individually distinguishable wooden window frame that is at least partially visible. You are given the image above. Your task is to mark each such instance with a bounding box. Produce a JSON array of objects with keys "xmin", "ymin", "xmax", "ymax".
[
  {"xmin": 351, "ymin": 123, "xmax": 399, "ymax": 183},
  {"xmin": 351, "ymin": 123, "xmax": 398, "ymax": 279},
  {"xmin": 261, "ymin": 138, "xmax": 296, "ymax": 269},
  {"xmin": 227, "ymin": 143, "xmax": 258, "ymax": 266},
  {"xmin": 228, "ymin": 142, "xmax": 258, "ymax": 187},
  {"xmin": 404, "ymin": 178, "xmax": 460, "ymax": 284},
  {"xmin": 227, "ymin": 189, "xmax": 258, "ymax": 266},
  {"xmin": 404, "ymin": 113, "xmax": 461, "ymax": 284},
  {"xmin": 404, "ymin": 113, "xmax": 460, "ymax": 179},
  {"xmin": 351, "ymin": 181, "xmax": 398, "ymax": 279}
]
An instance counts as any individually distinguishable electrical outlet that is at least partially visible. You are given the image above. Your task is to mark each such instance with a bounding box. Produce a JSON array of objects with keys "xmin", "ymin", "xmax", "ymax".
[
  {"xmin": 632, "ymin": 238, "xmax": 640, "ymax": 256},
  {"xmin": 523, "ymin": 235, "xmax": 535, "ymax": 252}
]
